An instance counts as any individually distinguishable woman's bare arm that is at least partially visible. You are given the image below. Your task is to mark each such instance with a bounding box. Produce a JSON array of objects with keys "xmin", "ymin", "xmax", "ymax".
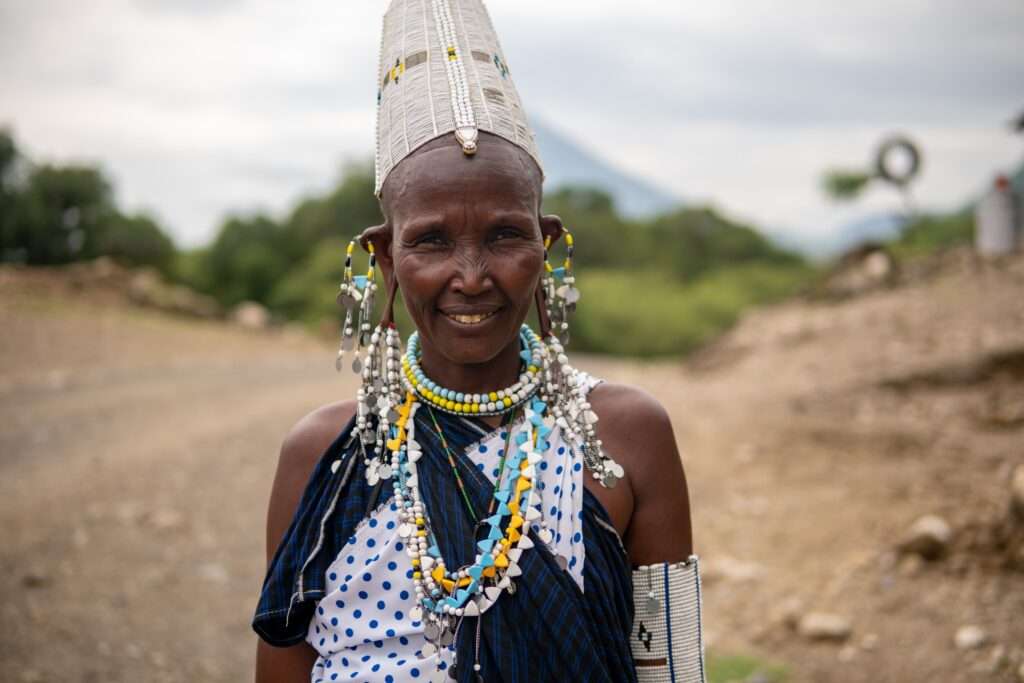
[
  {"xmin": 587, "ymin": 382, "xmax": 694, "ymax": 564},
  {"xmin": 254, "ymin": 401, "xmax": 356, "ymax": 683}
]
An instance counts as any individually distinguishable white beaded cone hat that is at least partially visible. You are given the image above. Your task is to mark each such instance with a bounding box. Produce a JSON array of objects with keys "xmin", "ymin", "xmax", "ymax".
[{"xmin": 373, "ymin": 0, "xmax": 544, "ymax": 196}]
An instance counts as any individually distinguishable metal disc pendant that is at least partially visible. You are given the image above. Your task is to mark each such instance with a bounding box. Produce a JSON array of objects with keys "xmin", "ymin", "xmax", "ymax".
[
  {"xmin": 646, "ymin": 594, "xmax": 661, "ymax": 614},
  {"xmin": 602, "ymin": 471, "xmax": 618, "ymax": 488},
  {"xmin": 352, "ymin": 357, "xmax": 362, "ymax": 373},
  {"xmin": 438, "ymin": 628, "xmax": 455, "ymax": 647},
  {"xmin": 424, "ymin": 622, "xmax": 440, "ymax": 642}
]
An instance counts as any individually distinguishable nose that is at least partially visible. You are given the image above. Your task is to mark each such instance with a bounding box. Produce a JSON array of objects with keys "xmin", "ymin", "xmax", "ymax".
[{"xmin": 450, "ymin": 245, "xmax": 492, "ymax": 296}]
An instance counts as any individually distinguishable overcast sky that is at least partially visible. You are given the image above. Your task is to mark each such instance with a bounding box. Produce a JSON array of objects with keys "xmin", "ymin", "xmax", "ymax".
[{"xmin": 1, "ymin": 0, "xmax": 1022, "ymax": 247}]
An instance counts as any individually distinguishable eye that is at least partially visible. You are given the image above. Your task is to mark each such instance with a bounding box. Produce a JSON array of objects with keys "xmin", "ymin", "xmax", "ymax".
[
  {"xmin": 493, "ymin": 225, "xmax": 525, "ymax": 241},
  {"xmin": 409, "ymin": 231, "xmax": 447, "ymax": 247}
]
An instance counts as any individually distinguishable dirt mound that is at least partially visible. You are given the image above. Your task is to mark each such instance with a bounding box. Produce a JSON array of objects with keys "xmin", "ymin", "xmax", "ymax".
[
  {"xmin": 683, "ymin": 246, "xmax": 1024, "ymax": 681},
  {"xmin": 0, "ymin": 257, "xmax": 223, "ymax": 319}
]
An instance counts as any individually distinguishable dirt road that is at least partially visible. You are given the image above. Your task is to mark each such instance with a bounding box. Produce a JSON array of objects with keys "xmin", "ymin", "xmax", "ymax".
[{"xmin": 1, "ymin": 252, "xmax": 1022, "ymax": 682}]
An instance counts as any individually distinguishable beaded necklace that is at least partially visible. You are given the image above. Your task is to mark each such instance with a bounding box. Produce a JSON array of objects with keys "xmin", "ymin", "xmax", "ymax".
[
  {"xmin": 426, "ymin": 405, "xmax": 518, "ymax": 524},
  {"xmin": 402, "ymin": 326, "xmax": 543, "ymax": 416},
  {"xmin": 348, "ymin": 322, "xmax": 624, "ymax": 678},
  {"xmin": 387, "ymin": 393, "xmax": 555, "ymax": 654}
]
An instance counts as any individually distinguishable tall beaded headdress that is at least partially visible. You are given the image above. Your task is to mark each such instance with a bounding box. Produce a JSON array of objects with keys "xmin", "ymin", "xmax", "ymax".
[{"xmin": 373, "ymin": 0, "xmax": 544, "ymax": 196}]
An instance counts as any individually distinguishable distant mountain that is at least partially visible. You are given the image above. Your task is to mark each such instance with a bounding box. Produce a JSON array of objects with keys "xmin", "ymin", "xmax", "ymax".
[{"xmin": 532, "ymin": 119, "xmax": 681, "ymax": 218}]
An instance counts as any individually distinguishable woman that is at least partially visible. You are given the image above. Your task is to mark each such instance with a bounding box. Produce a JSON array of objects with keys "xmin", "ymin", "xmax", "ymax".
[{"xmin": 254, "ymin": 2, "xmax": 703, "ymax": 681}]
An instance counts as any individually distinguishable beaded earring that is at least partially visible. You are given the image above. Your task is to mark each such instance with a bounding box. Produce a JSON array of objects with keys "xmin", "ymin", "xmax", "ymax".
[
  {"xmin": 355, "ymin": 275, "xmax": 404, "ymax": 486},
  {"xmin": 535, "ymin": 230, "xmax": 624, "ymax": 488},
  {"xmin": 336, "ymin": 237, "xmax": 405, "ymax": 485},
  {"xmin": 335, "ymin": 239, "xmax": 378, "ymax": 372},
  {"xmin": 541, "ymin": 228, "xmax": 580, "ymax": 344}
]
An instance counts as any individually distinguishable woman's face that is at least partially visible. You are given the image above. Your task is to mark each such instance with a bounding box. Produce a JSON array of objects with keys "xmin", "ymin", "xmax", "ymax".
[{"xmin": 376, "ymin": 134, "xmax": 560, "ymax": 367}]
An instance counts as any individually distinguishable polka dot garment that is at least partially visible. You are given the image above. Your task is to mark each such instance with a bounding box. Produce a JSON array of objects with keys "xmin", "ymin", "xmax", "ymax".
[{"xmin": 305, "ymin": 374, "xmax": 602, "ymax": 682}]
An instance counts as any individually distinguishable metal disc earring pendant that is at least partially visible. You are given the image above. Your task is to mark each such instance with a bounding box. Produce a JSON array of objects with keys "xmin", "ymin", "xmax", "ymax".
[{"xmin": 336, "ymin": 240, "xmax": 362, "ymax": 371}]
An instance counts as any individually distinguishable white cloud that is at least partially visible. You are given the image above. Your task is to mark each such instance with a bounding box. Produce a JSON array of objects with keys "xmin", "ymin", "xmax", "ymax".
[{"xmin": 1, "ymin": 0, "xmax": 1022, "ymax": 247}]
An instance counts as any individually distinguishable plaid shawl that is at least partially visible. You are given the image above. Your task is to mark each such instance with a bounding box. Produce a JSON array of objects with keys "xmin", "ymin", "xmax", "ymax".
[{"xmin": 253, "ymin": 408, "xmax": 637, "ymax": 683}]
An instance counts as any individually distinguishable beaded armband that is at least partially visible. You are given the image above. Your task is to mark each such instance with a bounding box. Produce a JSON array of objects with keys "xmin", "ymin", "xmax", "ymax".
[{"xmin": 631, "ymin": 557, "xmax": 706, "ymax": 683}]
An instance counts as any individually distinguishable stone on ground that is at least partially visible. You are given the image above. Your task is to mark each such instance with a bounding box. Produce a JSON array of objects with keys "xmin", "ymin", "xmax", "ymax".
[
  {"xmin": 797, "ymin": 613, "xmax": 853, "ymax": 642},
  {"xmin": 898, "ymin": 514, "xmax": 953, "ymax": 560}
]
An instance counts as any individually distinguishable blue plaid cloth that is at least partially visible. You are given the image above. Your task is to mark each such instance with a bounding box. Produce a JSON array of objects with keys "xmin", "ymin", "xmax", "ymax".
[{"xmin": 253, "ymin": 408, "xmax": 637, "ymax": 682}]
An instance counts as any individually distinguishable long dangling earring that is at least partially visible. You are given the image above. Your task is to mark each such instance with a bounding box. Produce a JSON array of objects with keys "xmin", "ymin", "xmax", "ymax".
[
  {"xmin": 535, "ymin": 229, "xmax": 624, "ymax": 489},
  {"xmin": 335, "ymin": 239, "xmax": 378, "ymax": 372},
  {"xmin": 540, "ymin": 228, "xmax": 580, "ymax": 344},
  {"xmin": 358, "ymin": 270, "xmax": 403, "ymax": 486}
]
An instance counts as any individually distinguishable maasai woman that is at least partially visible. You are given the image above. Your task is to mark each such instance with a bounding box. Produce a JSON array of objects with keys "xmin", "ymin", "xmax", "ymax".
[{"xmin": 253, "ymin": 2, "xmax": 705, "ymax": 681}]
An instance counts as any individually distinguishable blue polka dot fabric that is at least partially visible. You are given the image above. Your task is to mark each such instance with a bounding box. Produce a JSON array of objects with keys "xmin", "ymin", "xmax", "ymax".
[{"xmin": 304, "ymin": 373, "xmax": 603, "ymax": 681}]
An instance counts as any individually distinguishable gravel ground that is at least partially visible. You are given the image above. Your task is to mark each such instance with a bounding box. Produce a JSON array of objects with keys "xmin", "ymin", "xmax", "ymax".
[{"xmin": 1, "ymin": 251, "xmax": 1022, "ymax": 682}]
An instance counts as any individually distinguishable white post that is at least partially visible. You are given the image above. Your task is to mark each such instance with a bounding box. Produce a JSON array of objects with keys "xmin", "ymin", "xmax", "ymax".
[{"xmin": 975, "ymin": 175, "xmax": 1020, "ymax": 256}]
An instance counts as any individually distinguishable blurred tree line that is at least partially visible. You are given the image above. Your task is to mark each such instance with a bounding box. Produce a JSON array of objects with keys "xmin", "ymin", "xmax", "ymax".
[
  {"xmin": 0, "ymin": 129, "xmax": 176, "ymax": 273},
  {"xmin": 1, "ymin": 126, "xmax": 826, "ymax": 356}
]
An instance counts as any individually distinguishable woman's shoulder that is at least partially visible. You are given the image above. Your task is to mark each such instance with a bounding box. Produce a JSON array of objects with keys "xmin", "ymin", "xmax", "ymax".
[
  {"xmin": 585, "ymin": 378, "xmax": 683, "ymax": 485},
  {"xmin": 278, "ymin": 399, "xmax": 358, "ymax": 476},
  {"xmin": 264, "ymin": 399, "xmax": 357, "ymax": 560},
  {"xmin": 585, "ymin": 379, "xmax": 674, "ymax": 445}
]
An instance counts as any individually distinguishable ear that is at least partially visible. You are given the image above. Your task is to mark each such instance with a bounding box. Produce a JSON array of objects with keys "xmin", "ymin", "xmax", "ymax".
[
  {"xmin": 539, "ymin": 213, "xmax": 565, "ymax": 247},
  {"xmin": 360, "ymin": 223, "xmax": 394, "ymax": 282}
]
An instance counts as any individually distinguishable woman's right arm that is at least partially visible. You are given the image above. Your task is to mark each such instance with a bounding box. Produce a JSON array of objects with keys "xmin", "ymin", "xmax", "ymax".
[{"xmin": 255, "ymin": 400, "xmax": 357, "ymax": 683}]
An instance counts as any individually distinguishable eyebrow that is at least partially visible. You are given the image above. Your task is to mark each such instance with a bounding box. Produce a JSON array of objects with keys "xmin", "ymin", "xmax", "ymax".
[{"xmin": 399, "ymin": 211, "xmax": 535, "ymax": 235}]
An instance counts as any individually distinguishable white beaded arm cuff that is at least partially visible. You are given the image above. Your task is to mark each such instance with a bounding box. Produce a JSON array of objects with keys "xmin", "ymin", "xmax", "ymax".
[{"xmin": 631, "ymin": 556, "xmax": 707, "ymax": 683}]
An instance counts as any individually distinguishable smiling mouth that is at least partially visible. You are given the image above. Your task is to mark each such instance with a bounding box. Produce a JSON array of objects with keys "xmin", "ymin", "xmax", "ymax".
[{"xmin": 443, "ymin": 309, "xmax": 501, "ymax": 325}]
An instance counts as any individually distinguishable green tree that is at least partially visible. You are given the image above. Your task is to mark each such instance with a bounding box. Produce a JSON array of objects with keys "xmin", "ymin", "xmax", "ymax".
[
  {"xmin": 95, "ymin": 212, "xmax": 176, "ymax": 273},
  {"xmin": 541, "ymin": 187, "xmax": 638, "ymax": 269},
  {"xmin": 12, "ymin": 163, "xmax": 116, "ymax": 264},
  {"xmin": 203, "ymin": 214, "xmax": 290, "ymax": 307},
  {"xmin": 0, "ymin": 128, "xmax": 23, "ymax": 261},
  {"xmin": 821, "ymin": 170, "xmax": 874, "ymax": 201},
  {"xmin": 283, "ymin": 161, "xmax": 382, "ymax": 264},
  {"xmin": 646, "ymin": 207, "xmax": 801, "ymax": 281}
]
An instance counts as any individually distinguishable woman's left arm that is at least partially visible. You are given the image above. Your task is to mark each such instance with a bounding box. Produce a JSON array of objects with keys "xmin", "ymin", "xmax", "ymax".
[
  {"xmin": 590, "ymin": 382, "xmax": 705, "ymax": 683},
  {"xmin": 589, "ymin": 382, "xmax": 694, "ymax": 563}
]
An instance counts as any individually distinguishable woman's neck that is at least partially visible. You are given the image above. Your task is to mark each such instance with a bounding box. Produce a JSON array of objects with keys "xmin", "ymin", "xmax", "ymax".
[{"xmin": 417, "ymin": 334, "xmax": 522, "ymax": 401}]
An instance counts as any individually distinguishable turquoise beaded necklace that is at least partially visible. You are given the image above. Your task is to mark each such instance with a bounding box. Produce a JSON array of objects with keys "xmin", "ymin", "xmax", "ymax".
[{"xmin": 402, "ymin": 326, "xmax": 543, "ymax": 416}]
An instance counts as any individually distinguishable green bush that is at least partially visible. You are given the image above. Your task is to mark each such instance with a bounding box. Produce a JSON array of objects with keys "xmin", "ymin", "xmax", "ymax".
[
  {"xmin": 269, "ymin": 237, "xmax": 347, "ymax": 325},
  {"xmin": 0, "ymin": 129, "xmax": 179, "ymax": 270},
  {"xmin": 94, "ymin": 212, "xmax": 176, "ymax": 274},
  {"xmin": 707, "ymin": 652, "xmax": 788, "ymax": 683},
  {"xmin": 894, "ymin": 211, "xmax": 973, "ymax": 256},
  {"xmin": 571, "ymin": 263, "xmax": 814, "ymax": 357}
]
